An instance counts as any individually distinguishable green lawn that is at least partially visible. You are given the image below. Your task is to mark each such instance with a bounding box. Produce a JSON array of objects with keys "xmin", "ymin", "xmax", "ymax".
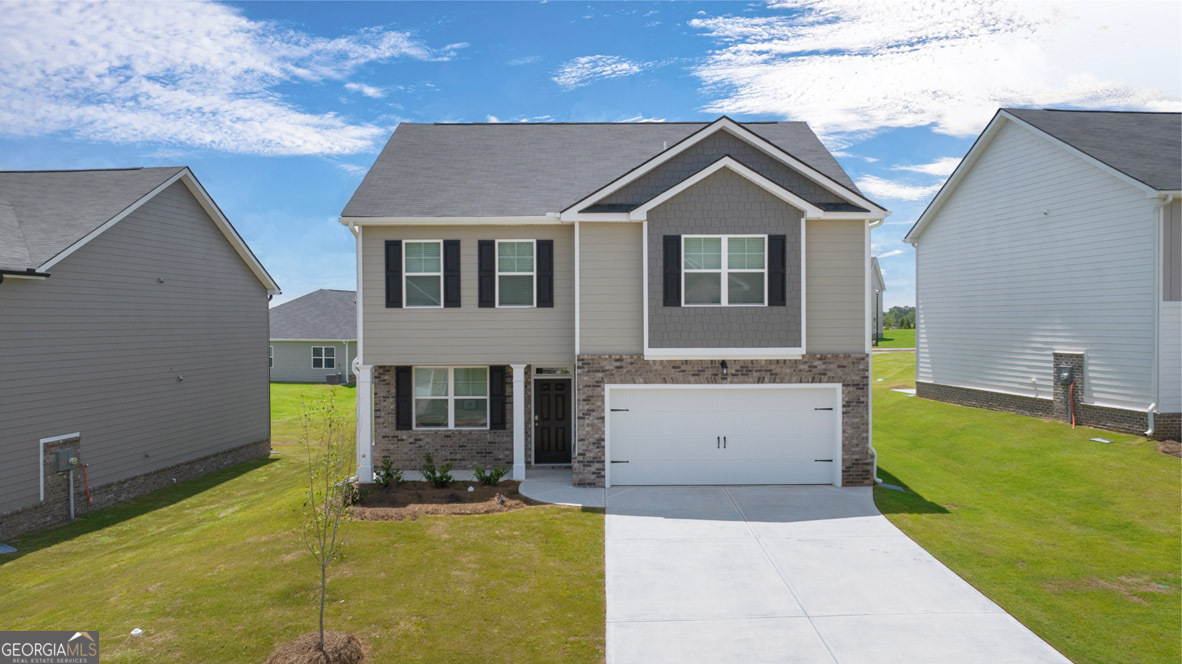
[
  {"xmin": 0, "ymin": 383, "xmax": 604, "ymax": 663},
  {"xmin": 876, "ymin": 327, "xmax": 915, "ymax": 348},
  {"xmin": 872, "ymin": 352, "xmax": 1180, "ymax": 664}
]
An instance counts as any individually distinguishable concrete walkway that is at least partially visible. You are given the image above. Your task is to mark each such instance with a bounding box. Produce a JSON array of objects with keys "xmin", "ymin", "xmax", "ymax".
[
  {"xmin": 605, "ymin": 485, "xmax": 1071, "ymax": 664},
  {"xmin": 518, "ymin": 467, "xmax": 605, "ymax": 508}
]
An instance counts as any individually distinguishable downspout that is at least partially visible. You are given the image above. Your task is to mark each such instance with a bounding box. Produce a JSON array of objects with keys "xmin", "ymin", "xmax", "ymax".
[
  {"xmin": 1146, "ymin": 193, "xmax": 1173, "ymax": 436},
  {"xmin": 867, "ymin": 216, "xmax": 886, "ymax": 484}
]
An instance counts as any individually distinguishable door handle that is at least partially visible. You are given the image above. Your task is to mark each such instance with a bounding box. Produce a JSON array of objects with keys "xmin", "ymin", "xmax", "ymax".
[
  {"xmin": 717, "ymin": 436, "xmax": 720, "ymax": 449},
  {"xmin": 723, "ymin": 436, "xmax": 727, "ymax": 449}
]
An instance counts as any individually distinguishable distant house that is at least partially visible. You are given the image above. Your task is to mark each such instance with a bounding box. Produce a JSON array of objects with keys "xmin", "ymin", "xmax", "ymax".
[
  {"xmin": 871, "ymin": 257, "xmax": 885, "ymax": 341},
  {"xmin": 906, "ymin": 109, "xmax": 1181, "ymax": 440},
  {"xmin": 269, "ymin": 289, "xmax": 357, "ymax": 383},
  {"xmin": 0, "ymin": 167, "xmax": 279, "ymax": 540}
]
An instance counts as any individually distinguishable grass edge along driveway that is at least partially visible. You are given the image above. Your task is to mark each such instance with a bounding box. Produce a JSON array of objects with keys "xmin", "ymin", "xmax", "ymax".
[{"xmin": 872, "ymin": 352, "xmax": 1179, "ymax": 664}]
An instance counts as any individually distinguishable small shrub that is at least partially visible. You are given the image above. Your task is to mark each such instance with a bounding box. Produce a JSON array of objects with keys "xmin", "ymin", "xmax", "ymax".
[
  {"xmin": 421, "ymin": 453, "xmax": 454, "ymax": 489},
  {"xmin": 473, "ymin": 464, "xmax": 509, "ymax": 486},
  {"xmin": 375, "ymin": 459, "xmax": 402, "ymax": 489}
]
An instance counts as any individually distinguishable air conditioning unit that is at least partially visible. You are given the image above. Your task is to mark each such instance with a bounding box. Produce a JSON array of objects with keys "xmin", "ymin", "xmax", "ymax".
[{"xmin": 326, "ymin": 373, "xmax": 342, "ymax": 385}]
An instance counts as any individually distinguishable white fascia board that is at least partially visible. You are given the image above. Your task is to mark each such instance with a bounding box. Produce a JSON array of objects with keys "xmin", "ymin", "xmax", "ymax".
[
  {"xmin": 270, "ymin": 338, "xmax": 358, "ymax": 343},
  {"xmin": 559, "ymin": 212, "xmax": 634, "ymax": 222},
  {"xmin": 339, "ymin": 215, "xmax": 561, "ymax": 226},
  {"xmin": 643, "ymin": 347, "xmax": 805, "ymax": 360},
  {"xmin": 565, "ymin": 116, "xmax": 885, "ymax": 216},
  {"xmin": 628, "ymin": 157, "xmax": 827, "ymax": 220}
]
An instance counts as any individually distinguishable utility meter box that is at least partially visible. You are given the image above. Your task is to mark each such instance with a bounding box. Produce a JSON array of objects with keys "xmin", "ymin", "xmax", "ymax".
[
  {"xmin": 1055, "ymin": 366, "xmax": 1075, "ymax": 385},
  {"xmin": 54, "ymin": 447, "xmax": 77, "ymax": 473}
]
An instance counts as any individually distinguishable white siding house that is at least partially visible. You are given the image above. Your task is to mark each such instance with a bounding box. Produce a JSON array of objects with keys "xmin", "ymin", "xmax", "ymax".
[{"xmin": 906, "ymin": 109, "xmax": 1181, "ymax": 440}]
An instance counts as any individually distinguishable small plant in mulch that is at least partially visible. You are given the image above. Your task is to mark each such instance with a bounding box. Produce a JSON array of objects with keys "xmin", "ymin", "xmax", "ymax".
[
  {"xmin": 264, "ymin": 631, "xmax": 365, "ymax": 664},
  {"xmin": 473, "ymin": 464, "xmax": 509, "ymax": 486},
  {"xmin": 374, "ymin": 459, "xmax": 402, "ymax": 489},
  {"xmin": 420, "ymin": 454, "xmax": 454, "ymax": 488}
]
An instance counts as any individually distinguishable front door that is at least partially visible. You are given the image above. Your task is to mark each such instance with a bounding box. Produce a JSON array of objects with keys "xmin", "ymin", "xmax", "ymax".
[{"xmin": 534, "ymin": 379, "xmax": 572, "ymax": 464}]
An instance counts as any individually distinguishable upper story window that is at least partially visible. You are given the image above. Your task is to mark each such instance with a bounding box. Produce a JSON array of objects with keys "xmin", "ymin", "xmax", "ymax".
[
  {"xmin": 496, "ymin": 240, "xmax": 535, "ymax": 307},
  {"xmin": 312, "ymin": 346, "xmax": 336, "ymax": 369},
  {"xmin": 683, "ymin": 235, "xmax": 766, "ymax": 306},
  {"xmin": 413, "ymin": 366, "xmax": 489, "ymax": 429},
  {"xmin": 405, "ymin": 240, "xmax": 443, "ymax": 308},
  {"xmin": 268, "ymin": 346, "xmax": 273, "ymax": 369}
]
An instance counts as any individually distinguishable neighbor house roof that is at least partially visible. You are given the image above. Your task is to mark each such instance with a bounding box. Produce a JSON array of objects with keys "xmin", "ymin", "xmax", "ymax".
[
  {"xmin": 342, "ymin": 120, "xmax": 866, "ymax": 218},
  {"xmin": 0, "ymin": 167, "xmax": 279, "ymax": 293},
  {"xmin": 1003, "ymin": 109, "xmax": 1181, "ymax": 192},
  {"xmin": 270, "ymin": 289, "xmax": 357, "ymax": 341}
]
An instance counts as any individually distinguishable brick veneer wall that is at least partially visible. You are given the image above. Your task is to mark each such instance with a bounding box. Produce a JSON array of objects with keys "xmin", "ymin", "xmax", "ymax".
[
  {"xmin": 1154, "ymin": 413, "xmax": 1181, "ymax": 442},
  {"xmin": 0, "ymin": 438, "xmax": 269, "ymax": 542},
  {"xmin": 573, "ymin": 354, "xmax": 872, "ymax": 488}
]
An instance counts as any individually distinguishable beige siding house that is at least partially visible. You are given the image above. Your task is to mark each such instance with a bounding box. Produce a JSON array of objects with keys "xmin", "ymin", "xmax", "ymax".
[
  {"xmin": 906, "ymin": 109, "xmax": 1181, "ymax": 440},
  {"xmin": 342, "ymin": 117, "xmax": 888, "ymax": 488},
  {"xmin": 0, "ymin": 167, "xmax": 279, "ymax": 539},
  {"xmin": 269, "ymin": 289, "xmax": 357, "ymax": 383}
]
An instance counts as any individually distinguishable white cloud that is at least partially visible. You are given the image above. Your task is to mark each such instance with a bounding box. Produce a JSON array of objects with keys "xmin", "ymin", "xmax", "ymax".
[
  {"xmin": 895, "ymin": 156, "xmax": 961, "ymax": 176},
  {"xmin": 877, "ymin": 249, "xmax": 905, "ymax": 258},
  {"xmin": 344, "ymin": 82, "xmax": 385, "ymax": 98},
  {"xmin": 486, "ymin": 115, "xmax": 501, "ymax": 123},
  {"xmin": 620, "ymin": 115, "xmax": 667, "ymax": 123},
  {"xmin": 0, "ymin": 1, "xmax": 462, "ymax": 155},
  {"xmin": 857, "ymin": 175, "xmax": 944, "ymax": 201},
  {"xmin": 690, "ymin": 1, "xmax": 1180, "ymax": 142},
  {"xmin": 553, "ymin": 55, "xmax": 649, "ymax": 90},
  {"xmin": 508, "ymin": 55, "xmax": 541, "ymax": 66}
]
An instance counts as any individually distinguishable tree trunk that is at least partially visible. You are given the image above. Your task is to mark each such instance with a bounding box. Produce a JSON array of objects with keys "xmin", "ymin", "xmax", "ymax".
[{"xmin": 319, "ymin": 562, "xmax": 326, "ymax": 650}]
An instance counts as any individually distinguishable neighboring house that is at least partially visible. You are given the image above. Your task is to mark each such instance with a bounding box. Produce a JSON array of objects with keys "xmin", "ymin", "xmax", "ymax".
[
  {"xmin": 341, "ymin": 117, "xmax": 888, "ymax": 488},
  {"xmin": 269, "ymin": 289, "xmax": 357, "ymax": 383},
  {"xmin": 0, "ymin": 167, "xmax": 279, "ymax": 539},
  {"xmin": 871, "ymin": 256, "xmax": 885, "ymax": 341},
  {"xmin": 905, "ymin": 109, "xmax": 1181, "ymax": 440}
]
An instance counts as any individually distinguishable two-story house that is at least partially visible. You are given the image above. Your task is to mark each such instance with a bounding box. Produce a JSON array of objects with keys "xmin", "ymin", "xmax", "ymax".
[{"xmin": 341, "ymin": 118, "xmax": 888, "ymax": 488}]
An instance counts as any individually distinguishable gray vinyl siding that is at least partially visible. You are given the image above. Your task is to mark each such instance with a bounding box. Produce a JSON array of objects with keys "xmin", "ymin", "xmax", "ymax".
[
  {"xmin": 805, "ymin": 219, "xmax": 867, "ymax": 353},
  {"xmin": 270, "ymin": 340, "xmax": 356, "ymax": 383},
  {"xmin": 579, "ymin": 222, "xmax": 643, "ymax": 354},
  {"xmin": 361, "ymin": 225, "xmax": 575, "ymax": 365},
  {"xmin": 1165, "ymin": 199, "xmax": 1181, "ymax": 302},
  {"xmin": 0, "ymin": 181, "xmax": 270, "ymax": 514},
  {"xmin": 646, "ymin": 169, "xmax": 804, "ymax": 349}
]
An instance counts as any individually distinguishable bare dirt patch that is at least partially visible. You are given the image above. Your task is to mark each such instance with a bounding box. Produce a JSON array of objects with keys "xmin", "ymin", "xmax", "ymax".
[
  {"xmin": 1044, "ymin": 575, "xmax": 1175, "ymax": 605},
  {"xmin": 1156, "ymin": 440, "xmax": 1181, "ymax": 458},
  {"xmin": 265, "ymin": 631, "xmax": 365, "ymax": 664},
  {"xmin": 352, "ymin": 480, "xmax": 539, "ymax": 520}
]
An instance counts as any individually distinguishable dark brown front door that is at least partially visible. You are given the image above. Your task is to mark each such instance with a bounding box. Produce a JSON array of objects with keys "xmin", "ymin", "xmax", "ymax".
[{"xmin": 534, "ymin": 379, "xmax": 572, "ymax": 464}]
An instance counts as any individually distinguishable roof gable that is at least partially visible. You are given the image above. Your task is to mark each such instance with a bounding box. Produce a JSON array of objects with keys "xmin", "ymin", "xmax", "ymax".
[{"xmin": 270, "ymin": 289, "xmax": 357, "ymax": 340}]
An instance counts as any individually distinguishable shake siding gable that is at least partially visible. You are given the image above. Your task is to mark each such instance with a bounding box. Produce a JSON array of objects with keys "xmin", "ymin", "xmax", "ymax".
[
  {"xmin": 915, "ymin": 120, "xmax": 1159, "ymax": 410},
  {"xmin": 0, "ymin": 181, "xmax": 270, "ymax": 514}
]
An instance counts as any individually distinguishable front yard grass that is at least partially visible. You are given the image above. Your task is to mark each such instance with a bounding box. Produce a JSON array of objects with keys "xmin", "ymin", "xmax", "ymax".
[
  {"xmin": 0, "ymin": 383, "xmax": 604, "ymax": 663},
  {"xmin": 875, "ymin": 327, "xmax": 914, "ymax": 348},
  {"xmin": 872, "ymin": 352, "xmax": 1180, "ymax": 664}
]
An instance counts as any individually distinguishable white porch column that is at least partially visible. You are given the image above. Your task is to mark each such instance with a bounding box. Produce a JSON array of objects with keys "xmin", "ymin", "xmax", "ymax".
[
  {"xmin": 354, "ymin": 363, "xmax": 374, "ymax": 482},
  {"xmin": 510, "ymin": 363, "xmax": 527, "ymax": 481}
]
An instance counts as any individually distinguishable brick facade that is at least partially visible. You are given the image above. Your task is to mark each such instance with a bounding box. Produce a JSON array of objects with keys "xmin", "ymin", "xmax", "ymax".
[
  {"xmin": 573, "ymin": 354, "xmax": 873, "ymax": 488},
  {"xmin": 0, "ymin": 438, "xmax": 269, "ymax": 542}
]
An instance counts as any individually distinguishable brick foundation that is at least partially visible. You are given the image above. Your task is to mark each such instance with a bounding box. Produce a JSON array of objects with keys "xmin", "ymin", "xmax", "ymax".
[
  {"xmin": 573, "ymin": 354, "xmax": 873, "ymax": 488},
  {"xmin": 0, "ymin": 438, "xmax": 270, "ymax": 542}
]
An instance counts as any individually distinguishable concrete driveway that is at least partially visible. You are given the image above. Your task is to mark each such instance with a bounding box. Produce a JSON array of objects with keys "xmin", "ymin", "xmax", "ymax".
[{"xmin": 605, "ymin": 485, "xmax": 1072, "ymax": 664}]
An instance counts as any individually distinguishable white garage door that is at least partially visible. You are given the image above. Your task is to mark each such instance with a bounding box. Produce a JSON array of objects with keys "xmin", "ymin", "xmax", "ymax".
[{"xmin": 607, "ymin": 385, "xmax": 840, "ymax": 486}]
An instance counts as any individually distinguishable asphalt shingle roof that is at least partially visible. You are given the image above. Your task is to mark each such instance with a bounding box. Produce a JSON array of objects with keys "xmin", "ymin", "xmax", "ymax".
[
  {"xmin": 342, "ymin": 121, "xmax": 863, "ymax": 218},
  {"xmin": 0, "ymin": 167, "xmax": 185, "ymax": 271},
  {"xmin": 269, "ymin": 289, "xmax": 357, "ymax": 341},
  {"xmin": 1004, "ymin": 109, "xmax": 1181, "ymax": 191}
]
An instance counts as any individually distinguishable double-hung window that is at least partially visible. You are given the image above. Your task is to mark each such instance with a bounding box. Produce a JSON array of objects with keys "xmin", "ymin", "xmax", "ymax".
[
  {"xmin": 312, "ymin": 346, "xmax": 336, "ymax": 369},
  {"xmin": 413, "ymin": 367, "xmax": 489, "ymax": 429},
  {"xmin": 683, "ymin": 235, "xmax": 767, "ymax": 306},
  {"xmin": 268, "ymin": 346, "xmax": 274, "ymax": 369},
  {"xmin": 404, "ymin": 240, "xmax": 443, "ymax": 308},
  {"xmin": 496, "ymin": 240, "xmax": 535, "ymax": 307}
]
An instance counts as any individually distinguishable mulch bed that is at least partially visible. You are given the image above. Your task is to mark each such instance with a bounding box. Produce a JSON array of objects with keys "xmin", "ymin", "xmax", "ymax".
[
  {"xmin": 352, "ymin": 480, "xmax": 539, "ymax": 520},
  {"xmin": 265, "ymin": 631, "xmax": 365, "ymax": 664}
]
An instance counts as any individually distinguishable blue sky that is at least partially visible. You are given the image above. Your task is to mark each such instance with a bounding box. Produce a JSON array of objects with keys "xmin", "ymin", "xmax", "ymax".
[{"xmin": 1, "ymin": 1, "xmax": 1178, "ymax": 307}]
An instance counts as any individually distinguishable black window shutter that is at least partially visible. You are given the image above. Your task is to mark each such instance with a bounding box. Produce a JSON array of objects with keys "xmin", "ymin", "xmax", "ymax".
[
  {"xmin": 478, "ymin": 240, "xmax": 495, "ymax": 308},
  {"xmin": 394, "ymin": 366, "xmax": 413, "ymax": 430},
  {"xmin": 536, "ymin": 239, "xmax": 554, "ymax": 307},
  {"xmin": 489, "ymin": 366, "xmax": 507, "ymax": 430},
  {"xmin": 385, "ymin": 240, "xmax": 402, "ymax": 308},
  {"xmin": 443, "ymin": 239, "xmax": 461, "ymax": 308},
  {"xmin": 663, "ymin": 235, "xmax": 681, "ymax": 306},
  {"xmin": 768, "ymin": 234, "xmax": 787, "ymax": 306}
]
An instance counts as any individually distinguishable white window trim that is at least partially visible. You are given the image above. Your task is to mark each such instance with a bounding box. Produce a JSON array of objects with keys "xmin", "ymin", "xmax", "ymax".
[
  {"xmin": 403, "ymin": 239, "xmax": 444, "ymax": 309},
  {"xmin": 682, "ymin": 234, "xmax": 768, "ymax": 307},
  {"xmin": 268, "ymin": 346, "xmax": 273, "ymax": 369},
  {"xmin": 311, "ymin": 345, "xmax": 336, "ymax": 370},
  {"xmin": 412, "ymin": 366, "xmax": 491, "ymax": 430},
  {"xmin": 495, "ymin": 239, "xmax": 536, "ymax": 308}
]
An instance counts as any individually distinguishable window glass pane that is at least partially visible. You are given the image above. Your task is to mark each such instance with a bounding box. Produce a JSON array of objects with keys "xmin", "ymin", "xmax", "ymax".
[
  {"xmin": 414, "ymin": 368, "xmax": 448, "ymax": 396},
  {"xmin": 324, "ymin": 357, "xmax": 336, "ymax": 369},
  {"xmin": 498, "ymin": 242, "xmax": 534, "ymax": 273},
  {"xmin": 406, "ymin": 241, "xmax": 441, "ymax": 273},
  {"xmin": 323, "ymin": 347, "xmax": 335, "ymax": 358},
  {"xmin": 406, "ymin": 275, "xmax": 441, "ymax": 306},
  {"xmin": 685, "ymin": 272, "xmax": 722, "ymax": 305},
  {"xmin": 728, "ymin": 272, "xmax": 765, "ymax": 304},
  {"xmin": 684, "ymin": 237, "xmax": 722, "ymax": 270},
  {"xmin": 454, "ymin": 398, "xmax": 488, "ymax": 427},
  {"xmin": 499, "ymin": 275, "xmax": 534, "ymax": 306},
  {"xmin": 728, "ymin": 237, "xmax": 765, "ymax": 270},
  {"xmin": 313, "ymin": 358, "xmax": 323, "ymax": 368},
  {"xmin": 454, "ymin": 368, "xmax": 488, "ymax": 396},
  {"xmin": 415, "ymin": 399, "xmax": 449, "ymax": 427},
  {"xmin": 312, "ymin": 347, "xmax": 323, "ymax": 358}
]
